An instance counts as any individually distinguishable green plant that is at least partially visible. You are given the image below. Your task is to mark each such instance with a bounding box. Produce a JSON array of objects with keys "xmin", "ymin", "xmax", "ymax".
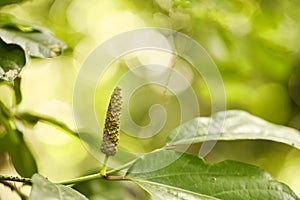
[{"xmin": 1, "ymin": 0, "xmax": 300, "ymax": 199}]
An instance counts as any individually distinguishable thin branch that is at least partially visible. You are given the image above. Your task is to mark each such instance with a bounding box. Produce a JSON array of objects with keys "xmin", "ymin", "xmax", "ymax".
[
  {"xmin": 105, "ymin": 175, "xmax": 128, "ymax": 181},
  {"xmin": 0, "ymin": 175, "xmax": 31, "ymax": 185},
  {"xmin": 57, "ymin": 159, "xmax": 137, "ymax": 185},
  {"xmin": 0, "ymin": 158, "xmax": 136, "ymax": 187},
  {"xmin": 0, "ymin": 180, "xmax": 14, "ymax": 190},
  {"xmin": 0, "ymin": 180, "xmax": 29, "ymax": 200},
  {"xmin": 100, "ymin": 155, "xmax": 109, "ymax": 177},
  {"xmin": 15, "ymin": 112, "xmax": 79, "ymax": 139},
  {"xmin": 57, "ymin": 173, "xmax": 102, "ymax": 185}
]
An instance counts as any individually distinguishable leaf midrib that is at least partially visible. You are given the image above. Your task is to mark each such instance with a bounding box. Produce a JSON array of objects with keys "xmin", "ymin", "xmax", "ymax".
[{"xmin": 132, "ymin": 178, "xmax": 221, "ymax": 200}]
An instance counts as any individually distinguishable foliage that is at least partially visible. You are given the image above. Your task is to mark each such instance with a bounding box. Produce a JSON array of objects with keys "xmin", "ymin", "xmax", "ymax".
[
  {"xmin": 167, "ymin": 110, "xmax": 300, "ymax": 148},
  {"xmin": 30, "ymin": 174, "xmax": 88, "ymax": 200},
  {"xmin": 127, "ymin": 150, "xmax": 299, "ymax": 200},
  {"xmin": 0, "ymin": 0, "xmax": 300, "ymax": 199}
]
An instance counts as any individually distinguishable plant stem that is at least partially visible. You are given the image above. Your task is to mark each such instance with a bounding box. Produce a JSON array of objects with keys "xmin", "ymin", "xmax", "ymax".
[
  {"xmin": 57, "ymin": 159, "xmax": 136, "ymax": 185},
  {"xmin": 0, "ymin": 158, "xmax": 137, "ymax": 186},
  {"xmin": 100, "ymin": 155, "xmax": 109, "ymax": 177},
  {"xmin": 58, "ymin": 173, "xmax": 102, "ymax": 185},
  {"xmin": 17, "ymin": 112, "xmax": 79, "ymax": 139},
  {"xmin": 0, "ymin": 175, "xmax": 31, "ymax": 185},
  {"xmin": 0, "ymin": 180, "xmax": 28, "ymax": 200},
  {"xmin": 38, "ymin": 115, "xmax": 78, "ymax": 138}
]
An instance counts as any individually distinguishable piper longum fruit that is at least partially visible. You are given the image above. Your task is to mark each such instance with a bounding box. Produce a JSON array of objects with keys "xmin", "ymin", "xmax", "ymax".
[{"xmin": 100, "ymin": 87, "xmax": 122, "ymax": 157}]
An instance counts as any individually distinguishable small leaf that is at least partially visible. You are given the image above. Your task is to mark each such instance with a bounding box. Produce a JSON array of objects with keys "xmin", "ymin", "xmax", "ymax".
[
  {"xmin": 0, "ymin": 38, "xmax": 25, "ymax": 81},
  {"xmin": 9, "ymin": 130, "xmax": 38, "ymax": 177},
  {"xmin": 30, "ymin": 174, "xmax": 88, "ymax": 200},
  {"xmin": 126, "ymin": 150, "xmax": 300, "ymax": 200},
  {"xmin": 167, "ymin": 110, "xmax": 300, "ymax": 149},
  {"xmin": 0, "ymin": 14, "xmax": 67, "ymax": 58}
]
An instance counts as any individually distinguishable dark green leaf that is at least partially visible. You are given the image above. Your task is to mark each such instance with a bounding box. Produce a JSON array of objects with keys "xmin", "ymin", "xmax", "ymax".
[
  {"xmin": 0, "ymin": 14, "xmax": 67, "ymax": 58},
  {"xmin": 0, "ymin": 38, "xmax": 25, "ymax": 81},
  {"xmin": 0, "ymin": 133, "xmax": 10, "ymax": 153},
  {"xmin": 30, "ymin": 174, "xmax": 88, "ymax": 200},
  {"xmin": 9, "ymin": 130, "xmax": 37, "ymax": 177},
  {"xmin": 126, "ymin": 150, "xmax": 300, "ymax": 200},
  {"xmin": 13, "ymin": 77, "xmax": 22, "ymax": 104},
  {"xmin": 0, "ymin": 0, "xmax": 23, "ymax": 7},
  {"xmin": 74, "ymin": 179, "xmax": 148, "ymax": 200},
  {"xmin": 167, "ymin": 110, "xmax": 300, "ymax": 149}
]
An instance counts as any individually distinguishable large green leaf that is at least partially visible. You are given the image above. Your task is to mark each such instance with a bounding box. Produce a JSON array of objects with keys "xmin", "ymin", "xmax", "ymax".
[
  {"xmin": 9, "ymin": 130, "xmax": 38, "ymax": 177},
  {"xmin": 167, "ymin": 110, "xmax": 300, "ymax": 149},
  {"xmin": 30, "ymin": 174, "xmax": 88, "ymax": 200},
  {"xmin": 126, "ymin": 150, "xmax": 300, "ymax": 200},
  {"xmin": 0, "ymin": 38, "xmax": 25, "ymax": 81},
  {"xmin": 0, "ymin": 14, "xmax": 67, "ymax": 58}
]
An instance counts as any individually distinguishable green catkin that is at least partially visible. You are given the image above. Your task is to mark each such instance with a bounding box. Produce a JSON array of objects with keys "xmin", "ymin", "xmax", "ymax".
[{"xmin": 100, "ymin": 87, "xmax": 122, "ymax": 157}]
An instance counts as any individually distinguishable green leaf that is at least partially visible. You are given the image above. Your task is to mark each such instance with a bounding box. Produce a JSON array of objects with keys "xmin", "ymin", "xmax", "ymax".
[
  {"xmin": 0, "ymin": 38, "xmax": 26, "ymax": 81},
  {"xmin": 0, "ymin": 0, "xmax": 23, "ymax": 7},
  {"xmin": 167, "ymin": 110, "xmax": 300, "ymax": 149},
  {"xmin": 73, "ymin": 179, "xmax": 148, "ymax": 200},
  {"xmin": 9, "ymin": 130, "xmax": 38, "ymax": 177},
  {"xmin": 0, "ymin": 133, "xmax": 10, "ymax": 153},
  {"xmin": 0, "ymin": 14, "xmax": 67, "ymax": 58},
  {"xmin": 12, "ymin": 77, "xmax": 22, "ymax": 104},
  {"xmin": 126, "ymin": 150, "xmax": 300, "ymax": 200},
  {"xmin": 30, "ymin": 174, "xmax": 88, "ymax": 200}
]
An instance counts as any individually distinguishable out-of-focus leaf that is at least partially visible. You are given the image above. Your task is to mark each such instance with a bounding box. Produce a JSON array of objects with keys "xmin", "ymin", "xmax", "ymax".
[
  {"xmin": 0, "ymin": 114, "xmax": 14, "ymax": 154},
  {"xmin": 126, "ymin": 150, "xmax": 300, "ymax": 200},
  {"xmin": 167, "ymin": 110, "xmax": 300, "ymax": 149},
  {"xmin": 30, "ymin": 174, "xmax": 88, "ymax": 200},
  {"xmin": 15, "ymin": 112, "xmax": 40, "ymax": 125},
  {"xmin": 0, "ymin": 0, "xmax": 23, "ymax": 7},
  {"xmin": 0, "ymin": 38, "xmax": 25, "ymax": 81},
  {"xmin": 74, "ymin": 178, "xmax": 148, "ymax": 200},
  {"xmin": 0, "ymin": 14, "xmax": 67, "ymax": 58},
  {"xmin": 13, "ymin": 77, "xmax": 22, "ymax": 104},
  {"xmin": 9, "ymin": 130, "xmax": 37, "ymax": 177},
  {"xmin": 0, "ymin": 114, "xmax": 36, "ymax": 176},
  {"xmin": 0, "ymin": 100, "xmax": 11, "ymax": 118},
  {"xmin": 0, "ymin": 133, "xmax": 10, "ymax": 153}
]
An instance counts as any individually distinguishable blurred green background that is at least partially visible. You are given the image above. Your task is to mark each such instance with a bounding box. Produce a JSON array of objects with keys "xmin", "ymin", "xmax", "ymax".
[{"xmin": 1, "ymin": 0, "xmax": 300, "ymax": 198}]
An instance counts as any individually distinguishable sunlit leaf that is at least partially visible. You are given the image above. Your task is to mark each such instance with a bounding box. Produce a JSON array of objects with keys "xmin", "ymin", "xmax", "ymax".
[
  {"xmin": 167, "ymin": 110, "xmax": 300, "ymax": 149},
  {"xmin": 0, "ymin": 14, "xmax": 67, "ymax": 58},
  {"xmin": 126, "ymin": 150, "xmax": 300, "ymax": 200},
  {"xmin": 30, "ymin": 174, "xmax": 88, "ymax": 200}
]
